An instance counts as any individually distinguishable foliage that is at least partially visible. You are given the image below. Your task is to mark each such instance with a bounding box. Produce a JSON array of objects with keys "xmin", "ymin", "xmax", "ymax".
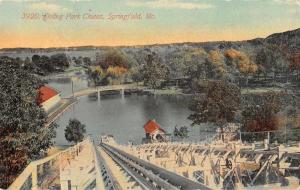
[
  {"xmin": 83, "ymin": 57, "xmax": 92, "ymax": 66},
  {"xmin": 0, "ymin": 57, "xmax": 57, "ymax": 188},
  {"xmin": 87, "ymin": 49, "xmax": 131, "ymax": 86},
  {"xmin": 225, "ymin": 49, "xmax": 258, "ymax": 75},
  {"xmin": 289, "ymin": 52, "xmax": 300, "ymax": 80},
  {"xmin": 174, "ymin": 126, "xmax": 189, "ymax": 138},
  {"xmin": 142, "ymin": 52, "xmax": 169, "ymax": 89},
  {"xmin": 167, "ymin": 48, "xmax": 207, "ymax": 79},
  {"xmin": 206, "ymin": 50, "xmax": 228, "ymax": 79},
  {"xmin": 242, "ymin": 92, "xmax": 281, "ymax": 132},
  {"xmin": 98, "ymin": 49, "xmax": 130, "ymax": 70},
  {"xmin": 188, "ymin": 80, "xmax": 241, "ymax": 127},
  {"xmin": 130, "ymin": 66, "xmax": 143, "ymax": 84},
  {"xmin": 29, "ymin": 53, "xmax": 69, "ymax": 74},
  {"xmin": 72, "ymin": 56, "xmax": 83, "ymax": 66},
  {"xmin": 255, "ymin": 45, "xmax": 288, "ymax": 78},
  {"xmin": 107, "ymin": 66, "xmax": 128, "ymax": 78},
  {"xmin": 65, "ymin": 119, "xmax": 86, "ymax": 144}
]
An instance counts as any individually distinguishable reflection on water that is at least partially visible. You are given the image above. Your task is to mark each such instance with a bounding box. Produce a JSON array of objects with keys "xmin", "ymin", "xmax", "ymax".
[
  {"xmin": 48, "ymin": 77, "xmax": 213, "ymax": 145},
  {"xmin": 54, "ymin": 94, "xmax": 212, "ymax": 145}
]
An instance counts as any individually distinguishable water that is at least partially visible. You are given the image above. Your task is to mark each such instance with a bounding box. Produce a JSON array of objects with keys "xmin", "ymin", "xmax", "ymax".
[{"xmin": 48, "ymin": 76, "xmax": 212, "ymax": 145}]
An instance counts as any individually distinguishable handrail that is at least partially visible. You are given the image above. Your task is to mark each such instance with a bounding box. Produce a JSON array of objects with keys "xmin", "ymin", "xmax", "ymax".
[{"xmin": 8, "ymin": 138, "xmax": 91, "ymax": 190}]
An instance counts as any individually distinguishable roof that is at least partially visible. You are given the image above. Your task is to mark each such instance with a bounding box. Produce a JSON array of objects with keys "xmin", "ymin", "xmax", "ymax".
[
  {"xmin": 37, "ymin": 86, "xmax": 59, "ymax": 105},
  {"xmin": 143, "ymin": 120, "xmax": 165, "ymax": 134}
]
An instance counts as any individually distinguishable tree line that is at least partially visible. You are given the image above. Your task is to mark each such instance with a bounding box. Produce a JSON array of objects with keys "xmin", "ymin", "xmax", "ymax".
[{"xmin": 23, "ymin": 53, "xmax": 69, "ymax": 75}]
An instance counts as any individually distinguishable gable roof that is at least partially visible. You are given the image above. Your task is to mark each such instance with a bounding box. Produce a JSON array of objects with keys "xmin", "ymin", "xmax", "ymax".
[
  {"xmin": 37, "ymin": 86, "xmax": 59, "ymax": 105},
  {"xmin": 143, "ymin": 120, "xmax": 165, "ymax": 134}
]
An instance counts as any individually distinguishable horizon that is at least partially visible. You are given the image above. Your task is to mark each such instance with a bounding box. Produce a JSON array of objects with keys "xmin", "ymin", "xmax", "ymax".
[
  {"xmin": 1, "ymin": 27, "xmax": 299, "ymax": 50},
  {"xmin": 0, "ymin": 0, "xmax": 300, "ymax": 48}
]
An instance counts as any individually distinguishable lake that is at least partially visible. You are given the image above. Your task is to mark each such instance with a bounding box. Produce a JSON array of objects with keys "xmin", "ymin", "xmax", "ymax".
[{"xmin": 48, "ymin": 77, "xmax": 213, "ymax": 145}]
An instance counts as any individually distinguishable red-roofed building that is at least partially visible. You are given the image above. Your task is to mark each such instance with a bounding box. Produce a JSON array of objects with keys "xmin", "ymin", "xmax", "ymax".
[
  {"xmin": 38, "ymin": 86, "xmax": 61, "ymax": 113},
  {"xmin": 143, "ymin": 120, "xmax": 166, "ymax": 142}
]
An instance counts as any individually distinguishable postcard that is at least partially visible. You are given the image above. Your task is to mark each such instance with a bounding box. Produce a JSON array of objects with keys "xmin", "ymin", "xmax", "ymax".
[{"xmin": 0, "ymin": 0, "xmax": 299, "ymax": 189}]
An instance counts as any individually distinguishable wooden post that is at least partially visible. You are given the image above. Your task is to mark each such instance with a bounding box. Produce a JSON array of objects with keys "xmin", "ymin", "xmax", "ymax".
[
  {"xmin": 97, "ymin": 90, "xmax": 100, "ymax": 101},
  {"xmin": 39, "ymin": 164, "xmax": 44, "ymax": 175},
  {"xmin": 32, "ymin": 165, "xmax": 38, "ymax": 190},
  {"xmin": 71, "ymin": 80, "xmax": 74, "ymax": 98},
  {"xmin": 121, "ymin": 88, "xmax": 125, "ymax": 100}
]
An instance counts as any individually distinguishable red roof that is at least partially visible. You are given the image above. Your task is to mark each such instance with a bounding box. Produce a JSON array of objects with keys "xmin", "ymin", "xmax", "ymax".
[
  {"xmin": 144, "ymin": 120, "xmax": 165, "ymax": 134},
  {"xmin": 37, "ymin": 86, "xmax": 59, "ymax": 105}
]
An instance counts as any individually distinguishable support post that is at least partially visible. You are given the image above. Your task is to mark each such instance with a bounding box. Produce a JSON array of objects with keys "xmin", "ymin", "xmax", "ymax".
[
  {"xmin": 71, "ymin": 80, "xmax": 74, "ymax": 98},
  {"xmin": 38, "ymin": 164, "xmax": 44, "ymax": 175},
  {"xmin": 239, "ymin": 130, "xmax": 242, "ymax": 142},
  {"xmin": 285, "ymin": 125, "xmax": 287, "ymax": 144},
  {"xmin": 32, "ymin": 165, "xmax": 38, "ymax": 190},
  {"xmin": 97, "ymin": 90, "xmax": 100, "ymax": 101},
  {"xmin": 121, "ymin": 88, "xmax": 125, "ymax": 100}
]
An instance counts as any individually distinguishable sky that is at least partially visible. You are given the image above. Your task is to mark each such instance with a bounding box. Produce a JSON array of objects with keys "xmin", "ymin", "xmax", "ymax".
[{"xmin": 0, "ymin": 0, "xmax": 299, "ymax": 48}]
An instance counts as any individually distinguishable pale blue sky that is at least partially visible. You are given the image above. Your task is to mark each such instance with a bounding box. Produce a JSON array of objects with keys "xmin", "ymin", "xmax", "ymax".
[{"xmin": 0, "ymin": 0, "xmax": 299, "ymax": 48}]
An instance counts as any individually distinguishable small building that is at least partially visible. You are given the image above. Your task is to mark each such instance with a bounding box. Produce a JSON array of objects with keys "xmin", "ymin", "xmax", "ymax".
[
  {"xmin": 37, "ymin": 86, "xmax": 61, "ymax": 113},
  {"xmin": 143, "ymin": 119, "xmax": 166, "ymax": 143}
]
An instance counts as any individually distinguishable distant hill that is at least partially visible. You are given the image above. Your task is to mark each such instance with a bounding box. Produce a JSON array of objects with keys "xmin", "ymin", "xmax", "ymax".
[
  {"xmin": 264, "ymin": 28, "xmax": 300, "ymax": 53},
  {"xmin": 0, "ymin": 28, "xmax": 299, "ymax": 53}
]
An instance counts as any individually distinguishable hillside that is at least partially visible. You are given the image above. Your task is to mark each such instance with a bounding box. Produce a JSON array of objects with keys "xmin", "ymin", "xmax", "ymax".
[
  {"xmin": 265, "ymin": 28, "xmax": 300, "ymax": 53},
  {"xmin": 0, "ymin": 28, "xmax": 299, "ymax": 87}
]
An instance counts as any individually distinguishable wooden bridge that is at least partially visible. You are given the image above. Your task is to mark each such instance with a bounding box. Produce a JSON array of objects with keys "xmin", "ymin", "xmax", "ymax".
[
  {"xmin": 45, "ymin": 84, "xmax": 142, "ymax": 126},
  {"xmin": 71, "ymin": 84, "xmax": 142, "ymax": 99}
]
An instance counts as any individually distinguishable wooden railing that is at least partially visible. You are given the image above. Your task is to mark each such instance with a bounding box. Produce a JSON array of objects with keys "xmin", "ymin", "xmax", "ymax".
[{"xmin": 8, "ymin": 137, "xmax": 104, "ymax": 190}]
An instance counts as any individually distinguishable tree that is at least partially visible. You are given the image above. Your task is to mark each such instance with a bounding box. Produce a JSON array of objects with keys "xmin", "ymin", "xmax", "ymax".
[
  {"xmin": 225, "ymin": 49, "xmax": 258, "ymax": 86},
  {"xmin": 289, "ymin": 53, "xmax": 300, "ymax": 81},
  {"xmin": 131, "ymin": 66, "xmax": 143, "ymax": 85},
  {"xmin": 167, "ymin": 48, "xmax": 207, "ymax": 79},
  {"xmin": 188, "ymin": 80, "xmax": 241, "ymax": 138},
  {"xmin": 142, "ymin": 52, "xmax": 169, "ymax": 89},
  {"xmin": 174, "ymin": 126, "xmax": 189, "ymax": 138},
  {"xmin": 99, "ymin": 49, "xmax": 130, "ymax": 70},
  {"xmin": 23, "ymin": 57, "xmax": 32, "ymax": 70},
  {"xmin": 242, "ymin": 92, "xmax": 281, "ymax": 141},
  {"xmin": 65, "ymin": 119, "xmax": 86, "ymax": 144},
  {"xmin": 50, "ymin": 53, "xmax": 69, "ymax": 68},
  {"xmin": 0, "ymin": 57, "xmax": 57, "ymax": 188},
  {"xmin": 255, "ymin": 46, "xmax": 288, "ymax": 82},
  {"xmin": 83, "ymin": 57, "xmax": 92, "ymax": 66},
  {"xmin": 31, "ymin": 54, "xmax": 69, "ymax": 75},
  {"xmin": 206, "ymin": 50, "xmax": 228, "ymax": 79}
]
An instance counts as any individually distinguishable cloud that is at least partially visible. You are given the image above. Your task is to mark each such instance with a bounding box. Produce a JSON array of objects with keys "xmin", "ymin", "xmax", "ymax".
[
  {"xmin": 30, "ymin": 2, "xmax": 69, "ymax": 12},
  {"xmin": 125, "ymin": 0, "xmax": 214, "ymax": 10}
]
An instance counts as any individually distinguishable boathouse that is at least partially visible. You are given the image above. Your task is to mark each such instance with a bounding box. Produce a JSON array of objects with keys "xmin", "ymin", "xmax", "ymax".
[
  {"xmin": 143, "ymin": 119, "xmax": 166, "ymax": 142},
  {"xmin": 37, "ymin": 86, "xmax": 61, "ymax": 113}
]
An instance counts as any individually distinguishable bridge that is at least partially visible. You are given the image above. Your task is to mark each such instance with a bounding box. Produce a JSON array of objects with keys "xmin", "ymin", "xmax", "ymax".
[
  {"xmin": 71, "ymin": 84, "xmax": 143, "ymax": 99},
  {"xmin": 45, "ymin": 84, "xmax": 143, "ymax": 126},
  {"xmin": 9, "ymin": 135, "xmax": 300, "ymax": 190}
]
